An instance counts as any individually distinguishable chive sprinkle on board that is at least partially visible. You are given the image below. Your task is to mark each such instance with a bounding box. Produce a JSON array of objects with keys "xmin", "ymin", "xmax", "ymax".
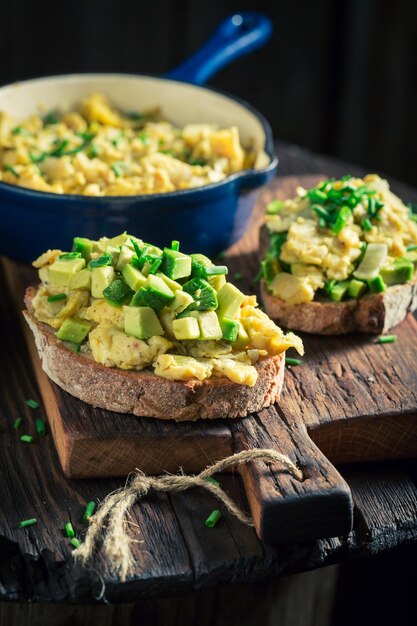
[
  {"xmin": 26, "ymin": 399, "xmax": 39, "ymax": 409},
  {"xmin": 36, "ymin": 418, "xmax": 46, "ymax": 436},
  {"xmin": 18, "ymin": 518, "xmax": 37, "ymax": 528},
  {"xmin": 83, "ymin": 501, "xmax": 96, "ymax": 521},
  {"xmin": 376, "ymin": 335, "xmax": 397, "ymax": 344},
  {"xmin": 13, "ymin": 417, "xmax": 22, "ymax": 429},
  {"xmin": 205, "ymin": 510, "xmax": 222, "ymax": 528},
  {"xmin": 71, "ymin": 537, "xmax": 81, "ymax": 549},
  {"xmin": 20, "ymin": 435, "xmax": 34, "ymax": 443},
  {"xmin": 65, "ymin": 522, "xmax": 75, "ymax": 538},
  {"xmin": 205, "ymin": 476, "xmax": 221, "ymax": 488},
  {"xmin": 286, "ymin": 357, "xmax": 303, "ymax": 366}
]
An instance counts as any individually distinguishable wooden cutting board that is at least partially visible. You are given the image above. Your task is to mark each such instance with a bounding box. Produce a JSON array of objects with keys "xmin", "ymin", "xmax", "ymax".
[{"xmin": 8, "ymin": 175, "xmax": 417, "ymax": 546}]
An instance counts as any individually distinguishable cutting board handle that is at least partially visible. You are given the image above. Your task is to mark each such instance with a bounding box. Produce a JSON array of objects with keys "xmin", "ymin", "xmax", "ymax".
[{"xmin": 231, "ymin": 407, "xmax": 353, "ymax": 544}]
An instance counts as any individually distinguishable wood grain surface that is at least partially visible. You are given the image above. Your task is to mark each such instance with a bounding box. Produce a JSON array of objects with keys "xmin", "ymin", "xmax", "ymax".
[{"xmin": 1, "ymin": 151, "xmax": 417, "ymax": 603}]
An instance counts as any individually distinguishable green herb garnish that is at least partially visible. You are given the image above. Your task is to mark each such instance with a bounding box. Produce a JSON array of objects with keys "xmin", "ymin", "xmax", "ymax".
[
  {"xmin": 376, "ymin": 335, "xmax": 397, "ymax": 344},
  {"xmin": 20, "ymin": 435, "xmax": 34, "ymax": 443},
  {"xmin": 47, "ymin": 293, "xmax": 67, "ymax": 303},
  {"xmin": 65, "ymin": 521, "xmax": 75, "ymax": 538},
  {"xmin": 36, "ymin": 418, "xmax": 46, "ymax": 436},
  {"xmin": 111, "ymin": 162, "xmax": 125, "ymax": 177},
  {"xmin": 13, "ymin": 417, "xmax": 22, "ymax": 429},
  {"xmin": 71, "ymin": 537, "xmax": 81, "ymax": 549},
  {"xmin": 5, "ymin": 165, "xmax": 20, "ymax": 178},
  {"xmin": 285, "ymin": 357, "xmax": 303, "ymax": 366},
  {"xmin": 26, "ymin": 399, "xmax": 39, "ymax": 409},
  {"xmin": 205, "ymin": 510, "xmax": 221, "ymax": 528},
  {"xmin": 171, "ymin": 240, "xmax": 180, "ymax": 251},
  {"xmin": 12, "ymin": 126, "xmax": 31, "ymax": 136},
  {"xmin": 83, "ymin": 501, "xmax": 96, "ymax": 522},
  {"xmin": 89, "ymin": 255, "xmax": 112, "ymax": 268},
  {"xmin": 205, "ymin": 477, "xmax": 221, "ymax": 488},
  {"xmin": 18, "ymin": 518, "xmax": 37, "ymax": 528}
]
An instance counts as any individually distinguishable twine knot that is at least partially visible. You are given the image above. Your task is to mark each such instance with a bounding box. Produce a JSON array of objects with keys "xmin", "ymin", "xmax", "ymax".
[{"xmin": 74, "ymin": 448, "xmax": 302, "ymax": 581}]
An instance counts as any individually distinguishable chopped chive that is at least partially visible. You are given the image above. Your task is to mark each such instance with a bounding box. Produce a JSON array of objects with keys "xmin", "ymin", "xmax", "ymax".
[
  {"xmin": 285, "ymin": 357, "xmax": 303, "ymax": 366},
  {"xmin": 13, "ymin": 417, "xmax": 22, "ymax": 429},
  {"xmin": 43, "ymin": 111, "xmax": 59, "ymax": 125},
  {"xmin": 89, "ymin": 255, "xmax": 112, "ymax": 268},
  {"xmin": 26, "ymin": 399, "xmax": 39, "ymax": 409},
  {"xmin": 111, "ymin": 162, "xmax": 125, "ymax": 177},
  {"xmin": 36, "ymin": 418, "xmax": 46, "ymax": 436},
  {"xmin": 71, "ymin": 537, "xmax": 81, "ymax": 549},
  {"xmin": 189, "ymin": 158, "xmax": 206, "ymax": 166},
  {"xmin": 205, "ymin": 509, "xmax": 221, "ymax": 528},
  {"xmin": 171, "ymin": 240, "xmax": 180, "ymax": 251},
  {"xmin": 376, "ymin": 335, "xmax": 397, "ymax": 344},
  {"xmin": 205, "ymin": 265, "xmax": 228, "ymax": 276},
  {"xmin": 5, "ymin": 165, "xmax": 20, "ymax": 178},
  {"xmin": 148, "ymin": 258, "xmax": 163, "ymax": 274},
  {"xmin": 20, "ymin": 435, "xmax": 34, "ymax": 443},
  {"xmin": 311, "ymin": 204, "xmax": 330, "ymax": 220},
  {"xmin": 50, "ymin": 139, "xmax": 70, "ymax": 157},
  {"xmin": 47, "ymin": 293, "xmax": 67, "ymax": 303},
  {"xmin": 60, "ymin": 251, "xmax": 82, "ymax": 260},
  {"xmin": 65, "ymin": 521, "xmax": 75, "ymax": 538},
  {"xmin": 205, "ymin": 476, "xmax": 221, "ymax": 488},
  {"xmin": 88, "ymin": 143, "xmax": 100, "ymax": 158},
  {"xmin": 83, "ymin": 501, "xmax": 96, "ymax": 521},
  {"xmin": 18, "ymin": 518, "xmax": 37, "ymax": 528},
  {"xmin": 361, "ymin": 218, "xmax": 373, "ymax": 231},
  {"xmin": 233, "ymin": 272, "xmax": 243, "ymax": 280},
  {"xmin": 406, "ymin": 244, "xmax": 417, "ymax": 252},
  {"xmin": 138, "ymin": 132, "xmax": 150, "ymax": 145},
  {"xmin": 12, "ymin": 126, "xmax": 31, "ymax": 136}
]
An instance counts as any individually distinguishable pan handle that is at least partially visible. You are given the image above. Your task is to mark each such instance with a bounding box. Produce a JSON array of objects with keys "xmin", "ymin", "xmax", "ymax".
[{"xmin": 166, "ymin": 12, "xmax": 272, "ymax": 85}]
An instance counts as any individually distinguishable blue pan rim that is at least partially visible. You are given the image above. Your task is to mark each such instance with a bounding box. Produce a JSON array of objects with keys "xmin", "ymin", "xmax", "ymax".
[{"xmin": 0, "ymin": 72, "xmax": 278, "ymax": 204}]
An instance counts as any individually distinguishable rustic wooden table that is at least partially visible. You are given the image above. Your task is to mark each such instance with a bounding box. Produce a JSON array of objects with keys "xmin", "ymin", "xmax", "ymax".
[{"xmin": 1, "ymin": 142, "xmax": 417, "ymax": 626}]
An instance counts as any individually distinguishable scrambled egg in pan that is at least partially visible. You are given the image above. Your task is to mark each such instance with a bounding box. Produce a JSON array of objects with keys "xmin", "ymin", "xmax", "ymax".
[
  {"xmin": 32, "ymin": 232, "xmax": 303, "ymax": 386},
  {"xmin": 0, "ymin": 93, "xmax": 253, "ymax": 196},
  {"xmin": 263, "ymin": 175, "xmax": 417, "ymax": 304}
]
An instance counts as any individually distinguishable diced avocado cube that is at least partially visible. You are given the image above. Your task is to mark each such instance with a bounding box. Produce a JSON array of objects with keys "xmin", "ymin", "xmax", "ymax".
[
  {"xmin": 49, "ymin": 258, "xmax": 86, "ymax": 287},
  {"xmin": 219, "ymin": 316, "xmax": 239, "ymax": 342},
  {"xmin": 91, "ymin": 266, "xmax": 116, "ymax": 298},
  {"xmin": 69, "ymin": 268, "xmax": 91, "ymax": 290},
  {"xmin": 131, "ymin": 274, "xmax": 175, "ymax": 312},
  {"xmin": 217, "ymin": 283, "xmax": 245, "ymax": 320},
  {"xmin": 123, "ymin": 306, "xmax": 164, "ymax": 339},
  {"xmin": 182, "ymin": 277, "xmax": 218, "ymax": 311},
  {"xmin": 380, "ymin": 259, "xmax": 414, "ymax": 286},
  {"xmin": 329, "ymin": 280, "xmax": 349, "ymax": 302},
  {"xmin": 161, "ymin": 248, "xmax": 192, "ymax": 280},
  {"xmin": 73, "ymin": 237, "xmax": 93, "ymax": 261},
  {"xmin": 172, "ymin": 317, "xmax": 200, "ymax": 340},
  {"xmin": 347, "ymin": 279, "xmax": 367, "ymax": 299},
  {"xmin": 103, "ymin": 279, "xmax": 134, "ymax": 307},
  {"xmin": 208, "ymin": 274, "xmax": 226, "ymax": 292},
  {"xmin": 109, "ymin": 232, "xmax": 140, "ymax": 248},
  {"xmin": 141, "ymin": 260, "xmax": 152, "ymax": 277},
  {"xmin": 56, "ymin": 317, "xmax": 91, "ymax": 344},
  {"xmin": 156, "ymin": 272, "xmax": 182, "ymax": 291},
  {"xmin": 170, "ymin": 290, "xmax": 194, "ymax": 313},
  {"xmin": 117, "ymin": 245, "xmax": 135, "ymax": 270},
  {"xmin": 122, "ymin": 264, "xmax": 147, "ymax": 291},
  {"xmin": 231, "ymin": 322, "xmax": 250, "ymax": 350},
  {"xmin": 105, "ymin": 245, "xmax": 120, "ymax": 266},
  {"xmin": 367, "ymin": 275, "xmax": 386, "ymax": 293},
  {"xmin": 192, "ymin": 311, "xmax": 222, "ymax": 340}
]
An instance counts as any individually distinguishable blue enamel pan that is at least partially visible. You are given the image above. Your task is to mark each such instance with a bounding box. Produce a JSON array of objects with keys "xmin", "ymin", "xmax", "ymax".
[{"xmin": 0, "ymin": 12, "xmax": 277, "ymax": 263}]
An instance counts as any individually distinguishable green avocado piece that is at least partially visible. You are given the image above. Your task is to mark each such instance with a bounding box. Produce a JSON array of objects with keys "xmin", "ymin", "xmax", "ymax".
[
  {"xmin": 49, "ymin": 258, "xmax": 86, "ymax": 287},
  {"xmin": 156, "ymin": 272, "xmax": 182, "ymax": 291},
  {"xmin": 131, "ymin": 274, "xmax": 175, "ymax": 312},
  {"xmin": 103, "ymin": 279, "xmax": 134, "ymax": 307},
  {"xmin": 91, "ymin": 266, "xmax": 116, "ymax": 298},
  {"xmin": 380, "ymin": 259, "xmax": 414, "ymax": 286},
  {"xmin": 347, "ymin": 279, "xmax": 367, "ymax": 299},
  {"xmin": 217, "ymin": 283, "xmax": 245, "ymax": 320},
  {"xmin": 117, "ymin": 245, "xmax": 135, "ymax": 270},
  {"xmin": 56, "ymin": 317, "xmax": 92, "ymax": 344},
  {"xmin": 169, "ymin": 290, "xmax": 194, "ymax": 313},
  {"xmin": 69, "ymin": 268, "xmax": 91, "ymax": 290},
  {"xmin": 122, "ymin": 264, "xmax": 147, "ymax": 291},
  {"xmin": 172, "ymin": 316, "xmax": 200, "ymax": 340},
  {"xmin": 123, "ymin": 306, "xmax": 164, "ymax": 339},
  {"xmin": 72, "ymin": 237, "xmax": 94, "ymax": 261},
  {"xmin": 105, "ymin": 245, "xmax": 120, "ymax": 266},
  {"xmin": 191, "ymin": 311, "xmax": 222, "ymax": 340},
  {"xmin": 207, "ymin": 274, "xmax": 226, "ymax": 292},
  {"xmin": 328, "ymin": 280, "xmax": 350, "ymax": 302},
  {"xmin": 231, "ymin": 322, "xmax": 250, "ymax": 350},
  {"xmin": 161, "ymin": 248, "xmax": 192, "ymax": 280},
  {"xmin": 182, "ymin": 277, "xmax": 218, "ymax": 311},
  {"xmin": 367, "ymin": 275, "xmax": 386, "ymax": 293},
  {"xmin": 219, "ymin": 316, "xmax": 239, "ymax": 342}
]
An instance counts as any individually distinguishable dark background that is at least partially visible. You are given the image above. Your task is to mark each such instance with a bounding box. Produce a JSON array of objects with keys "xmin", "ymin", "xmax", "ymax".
[{"xmin": 0, "ymin": 0, "xmax": 416, "ymax": 186}]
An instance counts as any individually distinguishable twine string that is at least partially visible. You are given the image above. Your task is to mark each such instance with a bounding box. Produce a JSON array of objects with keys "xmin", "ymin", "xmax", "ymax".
[{"xmin": 73, "ymin": 448, "xmax": 302, "ymax": 581}]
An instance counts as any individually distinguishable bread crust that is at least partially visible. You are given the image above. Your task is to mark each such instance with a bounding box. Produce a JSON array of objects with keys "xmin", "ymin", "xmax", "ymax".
[
  {"xmin": 260, "ymin": 225, "xmax": 417, "ymax": 335},
  {"xmin": 23, "ymin": 287, "xmax": 285, "ymax": 421}
]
